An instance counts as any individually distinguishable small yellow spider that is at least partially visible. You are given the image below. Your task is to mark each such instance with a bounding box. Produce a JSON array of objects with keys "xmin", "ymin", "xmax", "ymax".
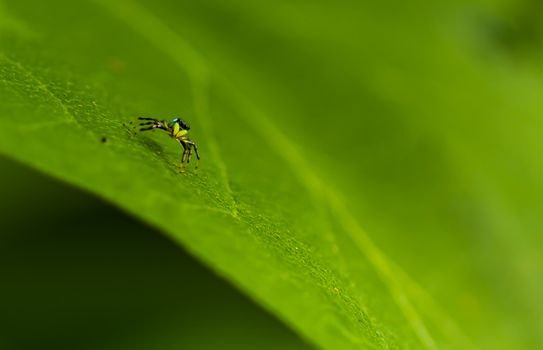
[{"xmin": 136, "ymin": 117, "xmax": 200, "ymax": 171}]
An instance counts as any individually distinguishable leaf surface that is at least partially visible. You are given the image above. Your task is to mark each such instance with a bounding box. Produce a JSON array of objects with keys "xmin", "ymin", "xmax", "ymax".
[{"xmin": 1, "ymin": 0, "xmax": 543, "ymax": 349}]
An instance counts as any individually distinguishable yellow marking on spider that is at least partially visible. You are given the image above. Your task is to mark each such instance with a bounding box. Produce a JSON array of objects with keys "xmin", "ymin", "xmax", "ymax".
[{"xmin": 175, "ymin": 129, "xmax": 188, "ymax": 138}]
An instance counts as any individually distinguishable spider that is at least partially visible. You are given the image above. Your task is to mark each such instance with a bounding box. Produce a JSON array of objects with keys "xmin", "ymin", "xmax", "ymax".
[{"xmin": 136, "ymin": 117, "xmax": 200, "ymax": 171}]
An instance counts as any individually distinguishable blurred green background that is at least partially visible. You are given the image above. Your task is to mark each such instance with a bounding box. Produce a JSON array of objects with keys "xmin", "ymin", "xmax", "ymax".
[{"xmin": 1, "ymin": 0, "xmax": 543, "ymax": 349}]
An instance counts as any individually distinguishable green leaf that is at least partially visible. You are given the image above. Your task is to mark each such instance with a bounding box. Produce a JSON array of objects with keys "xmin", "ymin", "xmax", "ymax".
[
  {"xmin": 1, "ymin": 0, "xmax": 542, "ymax": 349},
  {"xmin": 0, "ymin": 156, "xmax": 312, "ymax": 350}
]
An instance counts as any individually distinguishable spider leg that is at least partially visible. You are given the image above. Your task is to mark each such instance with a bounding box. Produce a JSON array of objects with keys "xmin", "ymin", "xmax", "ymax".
[
  {"xmin": 136, "ymin": 118, "xmax": 169, "ymax": 132},
  {"xmin": 182, "ymin": 140, "xmax": 200, "ymax": 170},
  {"xmin": 176, "ymin": 141, "xmax": 188, "ymax": 173},
  {"xmin": 187, "ymin": 146, "xmax": 193, "ymax": 163},
  {"xmin": 184, "ymin": 140, "xmax": 200, "ymax": 160},
  {"xmin": 193, "ymin": 142, "xmax": 200, "ymax": 160},
  {"xmin": 139, "ymin": 119, "xmax": 167, "ymax": 126},
  {"xmin": 139, "ymin": 125, "xmax": 165, "ymax": 132},
  {"xmin": 179, "ymin": 140, "xmax": 188, "ymax": 163},
  {"xmin": 191, "ymin": 145, "xmax": 200, "ymax": 171}
]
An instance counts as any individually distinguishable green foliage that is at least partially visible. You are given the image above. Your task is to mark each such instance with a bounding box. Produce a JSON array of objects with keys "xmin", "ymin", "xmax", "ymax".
[{"xmin": 1, "ymin": 0, "xmax": 543, "ymax": 349}]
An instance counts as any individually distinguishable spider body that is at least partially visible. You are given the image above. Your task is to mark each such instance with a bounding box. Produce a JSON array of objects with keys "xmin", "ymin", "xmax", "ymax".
[{"xmin": 137, "ymin": 117, "xmax": 200, "ymax": 170}]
